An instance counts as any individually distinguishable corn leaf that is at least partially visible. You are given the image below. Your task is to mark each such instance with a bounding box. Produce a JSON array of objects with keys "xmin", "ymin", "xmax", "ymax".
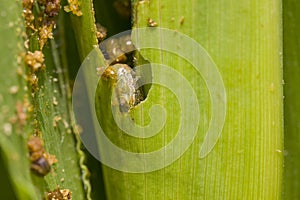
[
  {"xmin": 283, "ymin": 0, "xmax": 300, "ymax": 198},
  {"xmin": 100, "ymin": 0, "xmax": 283, "ymax": 199}
]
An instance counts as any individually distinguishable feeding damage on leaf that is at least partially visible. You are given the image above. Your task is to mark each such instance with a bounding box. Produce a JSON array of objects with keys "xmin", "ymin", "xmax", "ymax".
[{"xmin": 98, "ymin": 32, "xmax": 146, "ymax": 113}]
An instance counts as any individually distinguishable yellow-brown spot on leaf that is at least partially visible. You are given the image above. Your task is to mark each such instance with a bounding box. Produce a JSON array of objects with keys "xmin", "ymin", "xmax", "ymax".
[
  {"xmin": 53, "ymin": 116, "xmax": 62, "ymax": 127},
  {"xmin": 98, "ymin": 66, "xmax": 117, "ymax": 81},
  {"xmin": 9, "ymin": 86, "xmax": 19, "ymax": 94},
  {"xmin": 22, "ymin": 0, "xmax": 34, "ymax": 10},
  {"xmin": 44, "ymin": 153, "xmax": 58, "ymax": 165},
  {"xmin": 44, "ymin": 0, "xmax": 61, "ymax": 17},
  {"xmin": 46, "ymin": 186, "xmax": 72, "ymax": 200},
  {"xmin": 25, "ymin": 51, "xmax": 45, "ymax": 72},
  {"xmin": 96, "ymin": 23, "xmax": 107, "ymax": 42},
  {"xmin": 3, "ymin": 123, "xmax": 12, "ymax": 136},
  {"xmin": 15, "ymin": 101, "xmax": 27, "ymax": 127},
  {"xmin": 28, "ymin": 136, "xmax": 45, "ymax": 161},
  {"xmin": 39, "ymin": 22, "xmax": 54, "ymax": 49},
  {"xmin": 22, "ymin": 9, "xmax": 35, "ymax": 29},
  {"xmin": 22, "ymin": 0, "xmax": 35, "ymax": 29},
  {"xmin": 147, "ymin": 18, "xmax": 158, "ymax": 27},
  {"xmin": 53, "ymin": 97, "xmax": 58, "ymax": 106},
  {"xmin": 64, "ymin": 0, "xmax": 83, "ymax": 16},
  {"xmin": 27, "ymin": 74, "xmax": 39, "ymax": 87},
  {"xmin": 37, "ymin": 0, "xmax": 47, "ymax": 6},
  {"xmin": 179, "ymin": 16, "xmax": 185, "ymax": 25}
]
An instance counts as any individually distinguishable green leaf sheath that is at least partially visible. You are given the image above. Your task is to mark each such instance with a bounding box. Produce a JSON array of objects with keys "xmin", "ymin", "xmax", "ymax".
[
  {"xmin": 100, "ymin": 0, "xmax": 283, "ymax": 199},
  {"xmin": 0, "ymin": 0, "xmax": 286, "ymax": 199},
  {"xmin": 0, "ymin": 0, "xmax": 91, "ymax": 199},
  {"xmin": 61, "ymin": 0, "xmax": 106, "ymax": 199},
  {"xmin": 31, "ymin": 40, "xmax": 87, "ymax": 199},
  {"xmin": 64, "ymin": 0, "xmax": 98, "ymax": 60},
  {"xmin": 283, "ymin": 0, "xmax": 300, "ymax": 199},
  {"xmin": 0, "ymin": 1, "xmax": 38, "ymax": 199}
]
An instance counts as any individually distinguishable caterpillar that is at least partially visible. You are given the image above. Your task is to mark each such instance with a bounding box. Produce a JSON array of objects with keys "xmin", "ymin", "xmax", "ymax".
[{"xmin": 101, "ymin": 64, "xmax": 144, "ymax": 113}]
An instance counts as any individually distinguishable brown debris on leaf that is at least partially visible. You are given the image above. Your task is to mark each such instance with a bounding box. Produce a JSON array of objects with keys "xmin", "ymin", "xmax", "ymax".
[
  {"xmin": 44, "ymin": 152, "xmax": 58, "ymax": 165},
  {"xmin": 37, "ymin": 0, "xmax": 61, "ymax": 17},
  {"xmin": 23, "ymin": 0, "xmax": 61, "ymax": 49},
  {"xmin": 64, "ymin": 0, "xmax": 83, "ymax": 16},
  {"xmin": 25, "ymin": 50, "xmax": 45, "ymax": 72},
  {"xmin": 37, "ymin": 0, "xmax": 61, "ymax": 48},
  {"xmin": 44, "ymin": 0, "xmax": 61, "ymax": 17},
  {"xmin": 179, "ymin": 16, "xmax": 185, "ymax": 25},
  {"xmin": 22, "ymin": 9, "xmax": 35, "ymax": 29},
  {"xmin": 9, "ymin": 95, "xmax": 31, "ymax": 130},
  {"xmin": 96, "ymin": 23, "xmax": 107, "ymax": 42},
  {"xmin": 147, "ymin": 18, "xmax": 158, "ymax": 27},
  {"xmin": 22, "ymin": 0, "xmax": 35, "ymax": 29},
  {"xmin": 22, "ymin": 0, "xmax": 34, "ymax": 9},
  {"xmin": 39, "ymin": 21, "xmax": 55, "ymax": 49},
  {"xmin": 15, "ymin": 101, "xmax": 27, "ymax": 127},
  {"xmin": 46, "ymin": 186, "xmax": 72, "ymax": 200}
]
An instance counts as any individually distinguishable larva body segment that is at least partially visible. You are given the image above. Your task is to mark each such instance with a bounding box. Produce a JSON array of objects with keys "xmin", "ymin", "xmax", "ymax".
[{"xmin": 101, "ymin": 64, "xmax": 143, "ymax": 113}]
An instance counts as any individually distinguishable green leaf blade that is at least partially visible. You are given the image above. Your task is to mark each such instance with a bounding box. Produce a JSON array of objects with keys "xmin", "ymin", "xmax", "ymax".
[
  {"xmin": 101, "ymin": 0, "xmax": 283, "ymax": 199},
  {"xmin": 283, "ymin": 0, "xmax": 300, "ymax": 198}
]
